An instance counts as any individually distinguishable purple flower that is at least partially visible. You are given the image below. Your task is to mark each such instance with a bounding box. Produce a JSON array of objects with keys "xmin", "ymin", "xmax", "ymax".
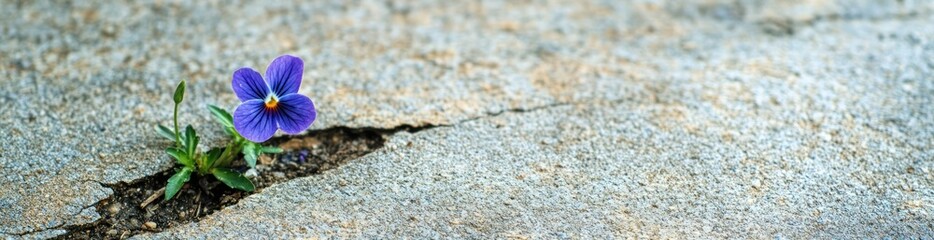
[{"xmin": 232, "ymin": 55, "xmax": 316, "ymax": 142}]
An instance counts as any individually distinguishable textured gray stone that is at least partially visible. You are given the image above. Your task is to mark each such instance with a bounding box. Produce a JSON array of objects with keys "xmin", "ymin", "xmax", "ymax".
[
  {"xmin": 146, "ymin": 99, "xmax": 933, "ymax": 238},
  {"xmin": 1, "ymin": 0, "xmax": 932, "ymax": 238}
]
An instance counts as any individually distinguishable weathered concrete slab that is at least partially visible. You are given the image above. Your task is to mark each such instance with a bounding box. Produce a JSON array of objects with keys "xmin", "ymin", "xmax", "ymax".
[
  {"xmin": 1, "ymin": 0, "xmax": 932, "ymax": 238},
  {"xmin": 146, "ymin": 98, "xmax": 932, "ymax": 238}
]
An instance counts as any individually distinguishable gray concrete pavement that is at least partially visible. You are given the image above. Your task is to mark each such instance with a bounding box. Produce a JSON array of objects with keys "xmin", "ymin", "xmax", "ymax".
[{"xmin": 1, "ymin": 0, "xmax": 932, "ymax": 238}]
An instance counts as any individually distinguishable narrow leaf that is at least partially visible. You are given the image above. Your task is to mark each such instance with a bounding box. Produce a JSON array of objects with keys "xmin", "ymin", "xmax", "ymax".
[
  {"xmin": 173, "ymin": 80, "xmax": 186, "ymax": 104},
  {"xmin": 207, "ymin": 105, "xmax": 234, "ymax": 128},
  {"xmin": 165, "ymin": 167, "xmax": 192, "ymax": 201},
  {"xmin": 165, "ymin": 147, "xmax": 193, "ymax": 167},
  {"xmin": 212, "ymin": 168, "xmax": 255, "ymax": 192},
  {"xmin": 185, "ymin": 125, "xmax": 199, "ymax": 156},
  {"xmin": 223, "ymin": 127, "xmax": 237, "ymax": 138},
  {"xmin": 242, "ymin": 143, "xmax": 258, "ymax": 168},
  {"xmin": 260, "ymin": 146, "xmax": 283, "ymax": 154},
  {"xmin": 203, "ymin": 148, "xmax": 223, "ymax": 170},
  {"xmin": 155, "ymin": 125, "xmax": 176, "ymax": 141}
]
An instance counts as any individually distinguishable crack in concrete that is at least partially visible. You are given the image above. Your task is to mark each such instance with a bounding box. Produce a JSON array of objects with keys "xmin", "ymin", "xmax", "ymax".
[
  {"xmin": 324, "ymin": 102, "xmax": 576, "ymax": 134},
  {"xmin": 27, "ymin": 101, "xmax": 579, "ymax": 237},
  {"xmin": 3, "ymin": 181, "xmax": 113, "ymax": 237},
  {"xmin": 757, "ymin": 10, "xmax": 933, "ymax": 36},
  {"xmin": 437, "ymin": 102, "xmax": 576, "ymax": 128},
  {"xmin": 5, "ymin": 223, "xmax": 65, "ymax": 237},
  {"xmin": 0, "ymin": 181, "xmax": 110, "ymax": 237},
  {"xmin": 458, "ymin": 102, "xmax": 575, "ymax": 125}
]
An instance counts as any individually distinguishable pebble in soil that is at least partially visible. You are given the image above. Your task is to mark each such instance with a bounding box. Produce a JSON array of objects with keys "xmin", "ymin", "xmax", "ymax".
[{"xmin": 55, "ymin": 127, "xmax": 387, "ymax": 239}]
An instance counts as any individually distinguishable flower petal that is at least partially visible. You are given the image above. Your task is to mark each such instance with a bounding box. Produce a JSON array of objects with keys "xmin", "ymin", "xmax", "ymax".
[
  {"xmin": 265, "ymin": 55, "xmax": 303, "ymax": 97},
  {"xmin": 233, "ymin": 99, "xmax": 278, "ymax": 142},
  {"xmin": 232, "ymin": 68, "xmax": 268, "ymax": 101},
  {"xmin": 274, "ymin": 93, "xmax": 316, "ymax": 134}
]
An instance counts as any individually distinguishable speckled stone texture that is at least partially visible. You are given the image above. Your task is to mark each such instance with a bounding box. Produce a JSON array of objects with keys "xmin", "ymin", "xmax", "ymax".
[{"xmin": 1, "ymin": 0, "xmax": 932, "ymax": 239}]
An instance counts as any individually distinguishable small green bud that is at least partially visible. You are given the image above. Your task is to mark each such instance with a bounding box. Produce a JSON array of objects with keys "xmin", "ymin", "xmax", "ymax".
[{"xmin": 173, "ymin": 80, "xmax": 186, "ymax": 104}]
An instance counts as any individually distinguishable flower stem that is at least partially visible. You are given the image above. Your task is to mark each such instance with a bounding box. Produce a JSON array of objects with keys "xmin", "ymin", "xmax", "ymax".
[{"xmin": 173, "ymin": 102, "xmax": 181, "ymax": 148}]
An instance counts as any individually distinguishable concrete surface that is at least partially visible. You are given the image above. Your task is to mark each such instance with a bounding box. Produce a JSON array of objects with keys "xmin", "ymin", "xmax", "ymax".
[{"xmin": 0, "ymin": 0, "xmax": 932, "ymax": 239}]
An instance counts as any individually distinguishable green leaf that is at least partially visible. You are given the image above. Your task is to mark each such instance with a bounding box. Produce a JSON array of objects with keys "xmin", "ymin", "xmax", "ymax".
[
  {"xmin": 165, "ymin": 167, "xmax": 192, "ymax": 201},
  {"xmin": 173, "ymin": 80, "xmax": 186, "ymax": 104},
  {"xmin": 260, "ymin": 146, "xmax": 283, "ymax": 154},
  {"xmin": 155, "ymin": 125, "xmax": 176, "ymax": 141},
  {"xmin": 242, "ymin": 143, "xmax": 258, "ymax": 168},
  {"xmin": 184, "ymin": 125, "xmax": 199, "ymax": 156},
  {"xmin": 165, "ymin": 147, "xmax": 193, "ymax": 168},
  {"xmin": 212, "ymin": 168, "xmax": 254, "ymax": 192},
  {"xmin": 207, "ymin": 105, "xmax": 234, "ymax": 128},
  {"xmin": 223, "ymin": 127, "xmax": 238, "ymax": 138},
  {"xmin": 203, "ymin": 148, "xmax": 223, "ymax": 170}
]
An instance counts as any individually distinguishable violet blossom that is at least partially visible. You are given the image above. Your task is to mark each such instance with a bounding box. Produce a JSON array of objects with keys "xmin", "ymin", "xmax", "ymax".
[{"xmin": 232, "ymin": 55, "xmax": 316, "ymax": 142}]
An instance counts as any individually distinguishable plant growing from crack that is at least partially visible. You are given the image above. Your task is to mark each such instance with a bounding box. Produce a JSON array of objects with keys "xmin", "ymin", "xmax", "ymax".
[{"xmin": 155, "ymin": 55, "xmax": 317, "ymax": 201}]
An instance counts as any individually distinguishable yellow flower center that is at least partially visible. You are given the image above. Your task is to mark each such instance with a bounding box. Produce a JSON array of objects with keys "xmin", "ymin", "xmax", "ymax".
[{"xmin": 265, "ymin": 96, "xmax": 278, "ymax": 109}]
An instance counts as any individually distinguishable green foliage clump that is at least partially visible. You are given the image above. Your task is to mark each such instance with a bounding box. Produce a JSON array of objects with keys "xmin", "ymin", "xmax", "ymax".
[{"xmin": 155, "ymin": 80, "xmax": 281, "ymax": 201}]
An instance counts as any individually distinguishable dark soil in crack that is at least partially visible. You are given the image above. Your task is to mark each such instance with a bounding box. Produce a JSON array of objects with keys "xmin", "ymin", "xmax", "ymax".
[{"xmin": 55, "ymin": 127, "xmax": 393, "ymax": 240}]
